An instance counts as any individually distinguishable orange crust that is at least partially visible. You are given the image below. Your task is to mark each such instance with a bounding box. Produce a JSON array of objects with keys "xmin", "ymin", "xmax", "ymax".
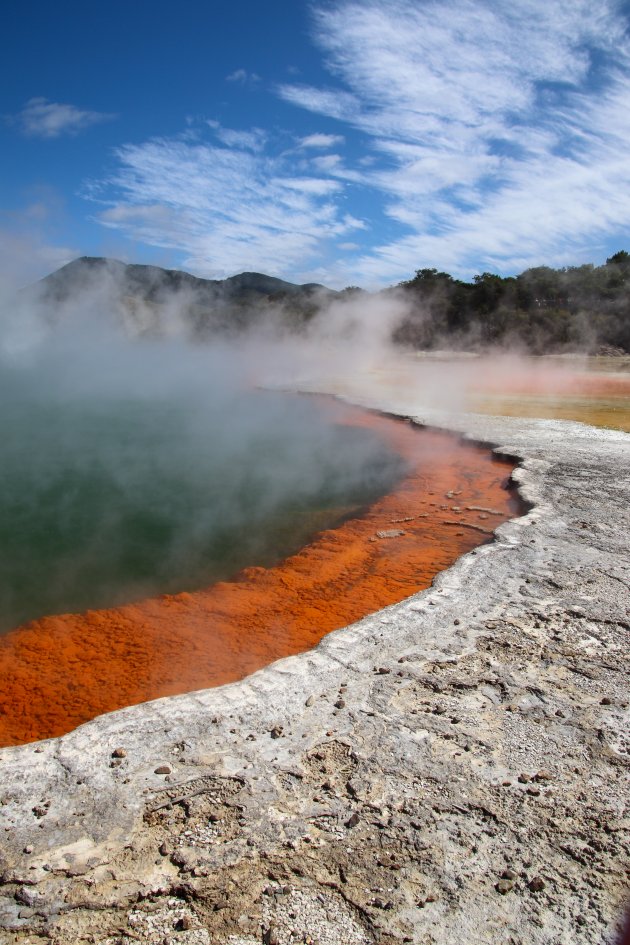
[{"xmin": 0, "ymin": 405, "xmax": 518, "ymax": 746}]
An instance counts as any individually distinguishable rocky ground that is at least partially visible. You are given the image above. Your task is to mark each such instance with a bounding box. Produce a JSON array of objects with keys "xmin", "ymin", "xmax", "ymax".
[{"xmin": 0, "ymin": 382, "xmax": 628, "ymax": 945}]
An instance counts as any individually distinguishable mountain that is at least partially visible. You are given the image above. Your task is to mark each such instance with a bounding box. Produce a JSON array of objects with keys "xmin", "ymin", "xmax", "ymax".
[
  {"xmin": 30, "ymin": 257, "xmax": 338, "ymax": 338},
  {"xmin": 38, "ymin": 257, "xmax": 332, "ymax": 302}
]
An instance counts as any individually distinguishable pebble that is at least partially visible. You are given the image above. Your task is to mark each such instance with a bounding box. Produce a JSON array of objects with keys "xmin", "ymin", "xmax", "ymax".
[
  {"xmin": 529, "ymin": 877, "xmax": 546, "ymax": 892},
  {"xmin": 270, "ymin": 726, "xmax": 284, "ymax": 739},
  {"xmin": 154, "ymin": 765, "xmax": 171, "ymax": 775},
  {"xmin": 111, "ymin": 747, "xmax": 127, "ymax": 759},
  {"xmin": 263, "ymin": 922, "xmax": 279, "ymax": 944},
  {"xmin": 496, "ymin": 879, "xmax": 515, "ymax": 894}
]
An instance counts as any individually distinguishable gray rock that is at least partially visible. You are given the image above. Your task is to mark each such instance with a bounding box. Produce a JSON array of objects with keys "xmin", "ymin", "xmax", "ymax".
[{"xmin": 0, "ymin": 384, "xmax": 628, "ymax": 945}]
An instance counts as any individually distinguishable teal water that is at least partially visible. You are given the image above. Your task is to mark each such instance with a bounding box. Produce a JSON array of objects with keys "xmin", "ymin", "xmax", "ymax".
[{"xmin": 0, "ymin": 370, "xmax": 406, "ymax": 634}]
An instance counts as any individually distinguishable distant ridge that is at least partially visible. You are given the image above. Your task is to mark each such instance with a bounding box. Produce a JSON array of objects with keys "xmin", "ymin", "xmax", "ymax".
[
  {"xmin": 37, "ymin": 257, "xmax": 333, "ymax": 303},
  {"xmin": 29, "ymin": 257, "xmax": 338, "ymax": 337}
]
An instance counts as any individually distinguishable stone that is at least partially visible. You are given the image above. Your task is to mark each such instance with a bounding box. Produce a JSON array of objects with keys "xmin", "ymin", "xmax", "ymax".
[
  {"xmin": 263, "ymin": 923, "xmax": 279, "ymax": 945},
  {"xmin": 0, "ymin": 390, "xmax": 628, "ymax": 945},
  {"xmin": 528, "ymin": 877, "xmax": 545, "ymax": 892},
  {"xmin": 154, "ymin": 765, "xmax": 171, "ymax": 775},
  {"xmin": 496, "ymin": 879, "xmax": 515, "ymax": 894}
]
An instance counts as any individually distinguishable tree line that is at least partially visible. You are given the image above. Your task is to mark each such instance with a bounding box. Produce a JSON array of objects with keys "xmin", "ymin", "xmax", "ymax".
[{"xmin": 390, "ymin": 251, "xmax": 630, "ymax": 354}]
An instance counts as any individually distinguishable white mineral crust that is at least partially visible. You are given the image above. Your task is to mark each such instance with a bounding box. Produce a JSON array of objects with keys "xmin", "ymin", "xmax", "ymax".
[{"xmin": 0, "ymin": 376, "xmax": 628, "ymax": 945}]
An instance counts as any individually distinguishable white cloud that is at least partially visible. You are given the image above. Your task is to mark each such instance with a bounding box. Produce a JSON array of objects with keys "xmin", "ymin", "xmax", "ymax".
[
  {"xmin": 207, "ymin": 120, "xmax": 266, "ymax": 151},
  {"xmin": 298, "ymin": 133, "xmax": 345, "ymax": 149},
  {"xmin": 277, "ymin": 0, "xmax": 630, "ymax": 281},
  {"xmin": 226, "ymin": 69, "xmax": 261, "ymax": 85},
  {"xmin": 93, "ymin": 132, "xmax": 363, "ymax": 281},
  {"xmin": 15, "ymin": 97, "xmax": 115, "ymax": 138},
  {"xmin": 278, "ymin": 85, "xmax": 360, "ymax": 122},
  {"xmin": 88, "ymin": 0, "xmax": 630, "ymax": 287}
]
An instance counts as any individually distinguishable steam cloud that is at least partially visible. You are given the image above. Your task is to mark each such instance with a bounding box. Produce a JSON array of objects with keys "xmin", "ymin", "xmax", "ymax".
[
  {"xmin": 1, "ymin": 257, "xmax": 618, "ymax": 634},
  {"xmin": 0, "ymin": 263, "xmax": 412, "ymax": 633}
]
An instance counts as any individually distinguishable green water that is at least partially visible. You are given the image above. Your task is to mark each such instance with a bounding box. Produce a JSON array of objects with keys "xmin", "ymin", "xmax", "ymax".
[{"xmin": 0, "ymin": 374, "xmax": 406, "ymax": 634}]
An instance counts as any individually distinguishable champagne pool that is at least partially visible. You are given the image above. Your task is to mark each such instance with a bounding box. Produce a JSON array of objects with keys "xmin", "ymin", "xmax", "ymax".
[{"xmin": 0, "ymin": 367, "xmax": 521, "ymax": 746}]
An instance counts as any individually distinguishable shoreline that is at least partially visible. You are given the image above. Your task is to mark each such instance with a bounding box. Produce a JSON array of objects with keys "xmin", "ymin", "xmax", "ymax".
[
  {"xmin": 0, "ymin": 384, "xmax": 628, "ymax": 945},
  {"xmin": 0, "ymin": 407, "xmax": 518, "ymax": 747}
]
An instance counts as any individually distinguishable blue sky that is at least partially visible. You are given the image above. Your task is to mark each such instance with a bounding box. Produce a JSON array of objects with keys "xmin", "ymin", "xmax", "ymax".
[{"xmin": 3, "ymin": 0, "xmax": 630, "ymax": 289}]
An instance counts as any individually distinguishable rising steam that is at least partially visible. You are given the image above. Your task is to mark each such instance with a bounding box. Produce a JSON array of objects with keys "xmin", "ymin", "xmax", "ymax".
[{"xmin": 0, "ymin": 261, "xmax": 413, "ymax": 633}]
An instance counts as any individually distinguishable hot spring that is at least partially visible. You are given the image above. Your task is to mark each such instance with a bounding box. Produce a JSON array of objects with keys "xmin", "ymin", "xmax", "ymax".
[
  {"xmin": 0, "ymin": 367, "xmax": 406, "ymax": 635},
  {"xmin": 0, "ymin": 336, "xmax": 521, "ymax": 745}
]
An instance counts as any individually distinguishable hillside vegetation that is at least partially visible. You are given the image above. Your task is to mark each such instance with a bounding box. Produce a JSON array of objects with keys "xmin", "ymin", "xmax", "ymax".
[
  {"xmin": 30, "ymin": 252, "xmax": 630, "ymax": 353},
  {"xmin": 392, "ymin": 251, "xmax": 630, "ymax": 354}
]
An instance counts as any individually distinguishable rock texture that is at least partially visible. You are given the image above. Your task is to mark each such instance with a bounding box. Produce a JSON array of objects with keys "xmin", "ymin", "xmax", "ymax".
[{"xmin": 0, "ymin": 384, "xmax": 628, "ymax": 945}]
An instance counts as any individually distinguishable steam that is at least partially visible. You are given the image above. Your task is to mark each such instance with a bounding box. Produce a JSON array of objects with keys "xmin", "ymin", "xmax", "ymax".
[
  {"xmin": 1, "ymin": 256, "xmax": 625, "ymax": 634},
  {"xmin": 0, "ymin": 264, "xmax": 413, "ymax": 634}
]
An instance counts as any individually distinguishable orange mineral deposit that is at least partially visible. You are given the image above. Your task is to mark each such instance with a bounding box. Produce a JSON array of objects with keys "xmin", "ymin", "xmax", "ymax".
[{"xmin": 0, "ymin": 405, "xmax": 521, "ymax": 746}]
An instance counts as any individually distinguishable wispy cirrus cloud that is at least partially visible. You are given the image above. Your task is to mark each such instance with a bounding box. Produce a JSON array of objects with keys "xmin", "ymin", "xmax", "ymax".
[
  {"xmin": 298, "ymin": 133, "xmax": 345, "ymax": 149},
  {"xmin": 207, "ymin": 120, "xmax": 266, "ymax": 152},
  {"xmin": 91, "ymin": 133, "xmax": 365, "ymax": 280},
  {"xmin": 89, "ymin": 0, "xmax": 630, "ymax": 287},
  {"xmin": 277, "ymin": 0, "xmax": 630, "ymax": 282},
  {"xmin": 225, "ymin": 68, "xmax": 261, "ymax": 86},
  {"xmin": 14, "ymin": 97, "xmax": 115, "ymax": 138}
]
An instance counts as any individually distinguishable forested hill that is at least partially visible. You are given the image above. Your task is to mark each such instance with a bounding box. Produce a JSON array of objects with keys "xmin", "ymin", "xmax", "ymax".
[
  {"xmin": 392, "ymin": 251, "xmax": 630, "ymax": 354},
  {"xmin": 31, "ymin": 256, "xmax": 337, "ymax": 337},
  {"xmin": 27, "ymin": 252, "xmax": 630, "ymax": 353}
]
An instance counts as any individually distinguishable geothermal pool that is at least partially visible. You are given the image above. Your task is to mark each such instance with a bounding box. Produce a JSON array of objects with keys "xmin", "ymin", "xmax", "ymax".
[
  {"xmin": 4, "ymin": 349, "xmax": 627, "ymax": 748},
  {"xmin": 0, "ymin": 377, "xmax": 406, "ymax": 635},
  {"xmin": 0, "ymin": 389, "xmax": 520, "ymax": 746}
]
